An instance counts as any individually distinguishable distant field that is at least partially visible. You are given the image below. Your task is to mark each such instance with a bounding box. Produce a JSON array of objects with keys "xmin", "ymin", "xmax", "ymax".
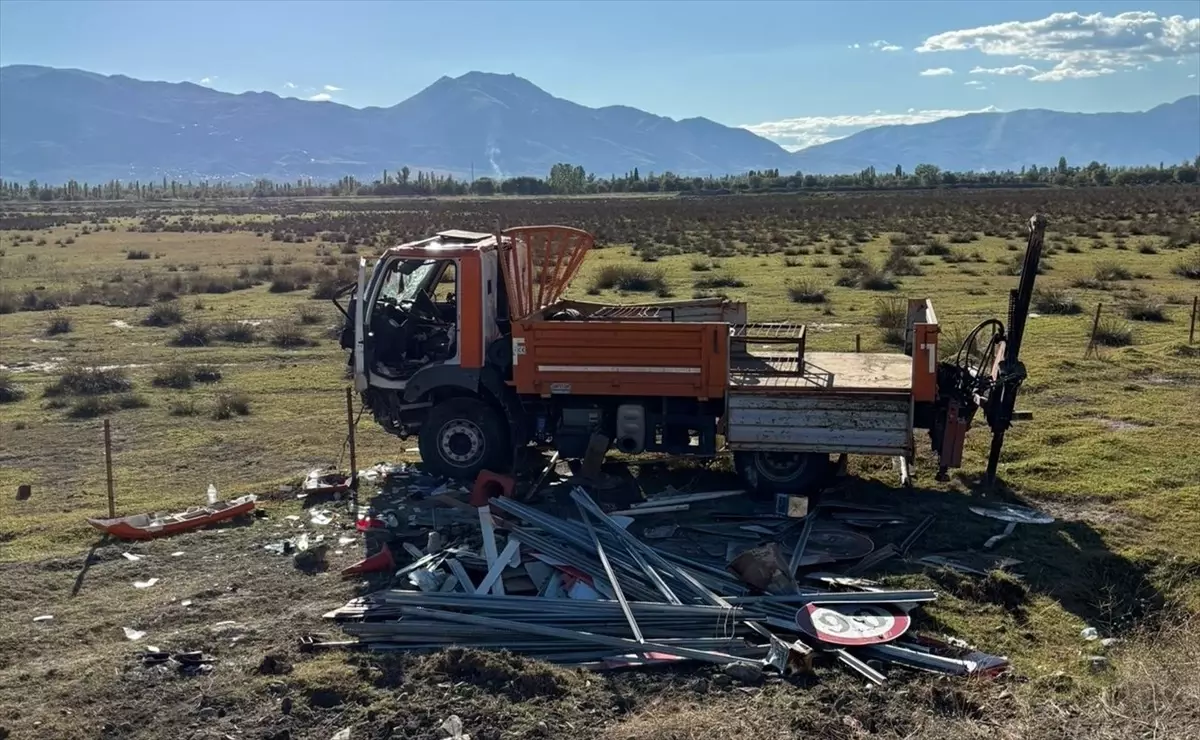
[{"xmin": 1, "ymin": 187, "xmax": 1199, "ymax": 739}]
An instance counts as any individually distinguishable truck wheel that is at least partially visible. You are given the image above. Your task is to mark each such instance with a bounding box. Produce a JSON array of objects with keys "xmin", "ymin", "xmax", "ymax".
[
  {"xmin": 735, "ymin": 451, "xmax": 829, "ymax": 497},
  {"xmin": 419, "ymin": 397, "xmax": 511, "ymax": 480}
]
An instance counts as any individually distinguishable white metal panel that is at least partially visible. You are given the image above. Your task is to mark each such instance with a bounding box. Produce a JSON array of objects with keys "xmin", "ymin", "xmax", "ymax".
[{"xmin": 726, "ymin": 392, "xmax": 911, "ymax": 455}]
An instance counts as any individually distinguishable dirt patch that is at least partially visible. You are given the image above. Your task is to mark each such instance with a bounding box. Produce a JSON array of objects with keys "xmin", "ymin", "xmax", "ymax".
[
  {"xmin": 1089, "ymin": 417, "xmax": 1150, "ymax": 432},
  {"xmin": 416, "ymin": 647, "xmax": 579, "ymax": 702}
]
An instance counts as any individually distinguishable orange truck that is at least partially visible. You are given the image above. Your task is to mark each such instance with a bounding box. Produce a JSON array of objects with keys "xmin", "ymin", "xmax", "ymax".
[{"xmin": 335, "ymin": 220, "xmax": 1044, "ymax": 494}]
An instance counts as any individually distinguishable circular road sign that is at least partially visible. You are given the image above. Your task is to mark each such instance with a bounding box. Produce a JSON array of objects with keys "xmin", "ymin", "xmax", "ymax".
[{"xmin": 795, "ymin": 603, "xmax": 911, "ymax": 646}]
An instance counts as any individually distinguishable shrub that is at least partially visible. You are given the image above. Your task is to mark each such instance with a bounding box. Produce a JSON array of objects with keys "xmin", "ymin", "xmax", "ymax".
[
  {"xmin": 1172, "ymin": 253, "xmax": 1200, "ymax": 279},
  {"xmin": 1094, "ymin": 261, "xmax": 1132, "ymax": 281},
  {"xmin": 874, "ymin": 297, "xmax": 907, "ymax": 336},
  {"xmin": 168, "ymin": 398, "xmax": 199, "ymax": 417},
  {"xmin": 44, "ymin": 365, "xmax": 132, "ymax": 397},
  {"xmin": 0, "ymin": 292, "xmax": 16, "ymax": 315},
  {"xmin": 1071, "ymin": 276, "xmax": 1111, "ymax": 290},
  {"xmin": 860, "ymin": 266, "xmax": 898, "ymax": 291},
  {"xmin": 214, "ymin": 321, "xmax": 257, "ymax": 343},
  {"xmin": 689, "ymin": 257, "xmax": 713, "ymax": 272},
  {"xmin": 153, "ymin": 363, "xmax": 196, "ymax": 389},
  {"xmin": 269, "ymin": 319, "xmax": 313, "ymax": 348},
  {"xmin": 66, "ymin": 393, "xmax": 148, "ymax": 419},
  {"xmin": 126, "ymin": 249, "xmax": 151, "ymax": 260},
  {"xmin": 787, "ymin": 281, "xmax": 827, "ymax": 303},
  {"xmin": 45, "ymin": 314, "xmax": 72, "ymax": 336},
  {"xmin": 1124, "ymin": 298, "xmax": 1168, "ymax": 322},
  {"xmin": 269, "ymin": 276, "xmax": 299, "ymax": 293},
  {"xmin": 783, "ymin": 257, "xmax": 804, "ymax": 267},
  {"xmin": 213, "ymin": 391, "xmax": 251, "ymax": 420},
  {"xmin": 884, "ymin": 246, "xmax": 923, "ymax": 276},
  {"xmin": 297, "ymin": 304, "xmax": 323, "ymax": 325},
  {"xmin": 1093, "ymin": 316, "xmax": 1134, "ymax": 347},
  {"xmin": 142, "ymin": 301, "xmax": 185, "ymax": 327},
  {"xmin": 1138, "ymin": 244, "xmax": 1158, "ymax": 255},
  {"xmin": 922, "ymin": 238, "xmax": 952, "ymax": 256},
  {"xmin": 193, "ymin": 365, "xmax": 223, "ymax": 383},
  {"xmin": 0, "ymin": 371, "xmax": 25, "ymax": 403},
  {"xmin": 170, "ymin": 323, "xmax": 211, "ymax": 347},
  {"xmin": 588, "ymin": 265, "xmax": 668, "ymax": 293},
  {"xmin": 1032, "ymin": 287, "xmax": 1083, "ymax": 315},
  {"xmin": 693, "ymin": 271, "xmax": 744, "ymax": 289}
]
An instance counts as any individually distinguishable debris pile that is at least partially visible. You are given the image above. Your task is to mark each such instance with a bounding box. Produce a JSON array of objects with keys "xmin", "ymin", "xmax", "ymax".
[{"xmin": 320, "ymin": 482, "xmax": 1011, "ymax": 684}]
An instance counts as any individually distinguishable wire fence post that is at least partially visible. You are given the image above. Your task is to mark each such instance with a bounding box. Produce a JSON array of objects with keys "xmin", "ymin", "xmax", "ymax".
[
  {"xmin": 103, "ymin": 418, "xmax": 115, "ymax": 518},
  {"xmin": 1085, "ymin": 302, "xmax": 1102, "ymax": 358},
  {"xmin": 1190, "ymin": 296, "xmax": 1197, "ymax": 345}
]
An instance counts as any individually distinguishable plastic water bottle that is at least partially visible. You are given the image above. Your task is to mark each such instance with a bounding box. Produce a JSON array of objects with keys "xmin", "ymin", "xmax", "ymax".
[{"xmin": 206, "ymin": 483, "xmax": 218, "ymax": 505}]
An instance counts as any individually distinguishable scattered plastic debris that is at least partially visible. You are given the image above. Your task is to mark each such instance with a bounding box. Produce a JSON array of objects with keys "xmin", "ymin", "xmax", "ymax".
[
  {"xmin": 33, "ymin": 615, "xmax": 54, "ymax": 622},
  {"xmin": 1081, "ymin": 627, "xmax": 1099, "ymax": 641},
  {"xmin": 133, "ymin": 578, "xmax": 159, "ymax": 589},
  {"xmin": 122, "ymin": 552, "xmax": 142, "ymax": 561},
  {"xmin": 123, "ymin": 627, "xmax": 146, "ymax": 641}
]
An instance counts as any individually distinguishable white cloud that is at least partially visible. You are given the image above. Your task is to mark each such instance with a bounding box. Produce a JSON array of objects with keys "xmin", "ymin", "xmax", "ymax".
[
  {"xmin": 307, "ymin": 93, "xmax": 333, "ymax": 102},
  {"xmin": 920, "ymin": 67, "xmax": 955, "ymax": 76},
  {"xmin": 917, "ymin": 11, "xmax": 1200, "ymax": 82},
  {"xmin": 284, "ymin": 81, "xmax": 297, "ymax": 89},
  {"xmin": 742, "ymin": 106, "xmax": 1001, "ymax": 151},
  {"xmin": 965, "ymin": 80, "xmax": 987, "ymax": 88},
  {"xmin": 870, "ymin": 40, "xmax": 903, "ymax": 52},
  {"xmin": 198, "ymin": 76, "xmax": 216, "ymax": 85},
  {"xmin": 322, "ymin": 84, "xmax": 342, "ymax": 92},
  {"xmin": 1190, "ymin": 73, "xmax": 1197, "ymax": 78},
  {"xmin": 970, "ymin": 64, "xmax": 1040, "ymax": 76}
]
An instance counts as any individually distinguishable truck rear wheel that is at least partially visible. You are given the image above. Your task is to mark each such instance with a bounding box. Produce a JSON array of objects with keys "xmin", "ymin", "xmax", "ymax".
[
  {"xmin": 418, "ymin": 397, "xmax": 511, "ymax": 481},
  {"xmin": 735, "ymin": 451, "xmax": 829, "ymax": 497}
]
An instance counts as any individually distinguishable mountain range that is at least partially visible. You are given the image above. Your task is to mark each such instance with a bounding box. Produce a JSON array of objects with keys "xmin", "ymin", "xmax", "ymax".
[{"xmin": 1, "ymin": 65, "xmax": 1197, "ymax": 184}]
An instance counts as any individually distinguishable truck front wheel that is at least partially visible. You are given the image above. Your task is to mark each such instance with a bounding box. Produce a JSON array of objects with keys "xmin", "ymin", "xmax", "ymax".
[
  {"xmin": 418, "ymin": 397, "xmax": 511, "ymax": 480},
  {"xmin": 735, "ymin": 451, "xmax": 829, "ymax": 497}
]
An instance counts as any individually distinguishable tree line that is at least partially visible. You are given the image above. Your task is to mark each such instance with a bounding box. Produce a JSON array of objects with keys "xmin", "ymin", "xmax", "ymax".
[{"xmin": 2, "ymin": 156, "xmax": 1198, "ymax": 202}]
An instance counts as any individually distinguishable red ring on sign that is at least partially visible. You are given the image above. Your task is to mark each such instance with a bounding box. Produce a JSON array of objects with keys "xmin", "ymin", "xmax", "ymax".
[{"xmin": 795, "ymin": 603, "xmax": 911, "ymax": 646}]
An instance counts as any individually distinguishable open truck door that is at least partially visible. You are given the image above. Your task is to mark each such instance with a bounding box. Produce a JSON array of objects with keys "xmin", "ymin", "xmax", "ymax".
[{"xmin": 353, "ymin": 257, "xmax": 369, "ymax": 392}]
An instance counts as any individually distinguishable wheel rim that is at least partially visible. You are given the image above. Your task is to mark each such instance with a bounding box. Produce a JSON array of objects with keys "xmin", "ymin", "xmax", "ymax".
[
  {"xmin": 755, "ymin": 451, "xmax": 808, "ymax": 483},
  {"xmin": 438, "ymin": 419, "xmax": 485, "ymax": 468}
]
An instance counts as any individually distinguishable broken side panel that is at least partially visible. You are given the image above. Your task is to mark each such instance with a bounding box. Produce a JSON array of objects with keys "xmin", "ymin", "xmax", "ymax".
[{"xmin": 500, "ymin": 226, "xmax": 594, "ymax": 320}]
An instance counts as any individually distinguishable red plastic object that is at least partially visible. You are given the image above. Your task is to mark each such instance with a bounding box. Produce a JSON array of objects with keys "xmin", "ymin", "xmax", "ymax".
[
  {"xmin": 469, "ymin": 470, "xmax": 515, "ymax": 507},
  {"xmin": 340, "ymin": 544, "xmax": 395, "ymax": 577}
]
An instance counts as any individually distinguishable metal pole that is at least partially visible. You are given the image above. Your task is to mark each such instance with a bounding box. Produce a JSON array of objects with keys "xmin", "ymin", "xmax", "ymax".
[
  {"xmin": 855, "ymin": 334, "xmax": 861, "ymax": 352},
  {"xmin": 1085, "ymin": 302, "xmax": 1102, "ymax": 358},
  {"xmin": 1190, "ymin": 296, "xmax": 1197, "ymax": 345},
  {"xmin": 345, "ymin": 387, "xmax": 357, "ymax": 491},
  {"xmin": 103, "ymin": 419, "xmax": 115, "ymax": 518}
]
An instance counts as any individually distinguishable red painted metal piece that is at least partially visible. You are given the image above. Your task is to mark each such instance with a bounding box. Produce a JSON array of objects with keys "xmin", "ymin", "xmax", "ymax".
[{"xmin": 470, "ymin": 470, "xmax": 515, "ymax": 507}]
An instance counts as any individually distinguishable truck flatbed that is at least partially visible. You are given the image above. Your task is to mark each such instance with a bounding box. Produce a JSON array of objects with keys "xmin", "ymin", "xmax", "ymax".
[{"xmin": 730, "ymin": 351, "xmax": 913, "ymax": 395}]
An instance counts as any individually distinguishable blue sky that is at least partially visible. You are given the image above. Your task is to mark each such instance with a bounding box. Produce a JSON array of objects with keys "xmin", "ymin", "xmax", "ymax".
[{"xmin": 1, "ymin": 0, "xmax": 1197, "ymax": 150}]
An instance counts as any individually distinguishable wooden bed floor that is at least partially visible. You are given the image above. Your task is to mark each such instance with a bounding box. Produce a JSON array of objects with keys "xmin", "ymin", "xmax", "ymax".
[{"xmin": 730, "ymin": 351, "xmax": 913, "ymax": 392}]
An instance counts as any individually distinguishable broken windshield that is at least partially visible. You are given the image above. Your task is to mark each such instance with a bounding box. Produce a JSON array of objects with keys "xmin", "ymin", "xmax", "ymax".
[{"xmin": 379, "ymin": 259, "xmax": 439, "ymax": 303}]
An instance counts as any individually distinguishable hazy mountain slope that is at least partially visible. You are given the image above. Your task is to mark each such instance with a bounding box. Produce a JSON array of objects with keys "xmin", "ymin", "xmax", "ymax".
[{"xmin": 790, "ymin": 96, "xmax": 1200, "ymax": 174}]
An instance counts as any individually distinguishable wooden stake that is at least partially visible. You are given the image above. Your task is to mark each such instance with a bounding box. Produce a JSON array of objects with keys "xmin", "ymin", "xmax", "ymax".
[
  {"xmin": 345, "ymin": 387, "xmax": 358, "ymax": 490},
  {"xmin": 1190, "ymin": 296, "xmax": 1198, "ymax": 345},
  {"xmin": 1085, "ymin": 302, "xmax": 1102, "ymax": 358},
  {"xmin": 855, "ymin": 334, "xmax": 861, "ymax": 353},
  {"xmin": 103, "ymin": 418, "xmax": 115, "ymax": 518}
]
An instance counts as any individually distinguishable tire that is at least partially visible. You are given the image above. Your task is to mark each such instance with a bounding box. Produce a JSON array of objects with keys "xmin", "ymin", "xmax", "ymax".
[
  {"xmin": 735, "ymin": 451, "xmax": 830, "ymax": 498},
  {"xmin": 418, "ymin": 397, "xmax": 511, "ymax": 480}
]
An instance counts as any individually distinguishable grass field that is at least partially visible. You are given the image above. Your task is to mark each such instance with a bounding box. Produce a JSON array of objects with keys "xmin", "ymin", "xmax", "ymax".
[{"xmin": 2, "ymin": 187, "xmax": 1199, "ymax": 739}]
